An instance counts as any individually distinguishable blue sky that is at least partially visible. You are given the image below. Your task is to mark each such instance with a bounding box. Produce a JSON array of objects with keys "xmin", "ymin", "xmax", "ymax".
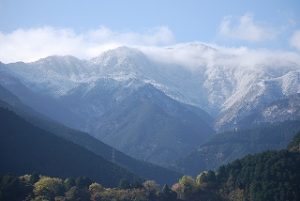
[{"xmin": 0, "ymin": 0, "xmax": 300, "ymax": 62}]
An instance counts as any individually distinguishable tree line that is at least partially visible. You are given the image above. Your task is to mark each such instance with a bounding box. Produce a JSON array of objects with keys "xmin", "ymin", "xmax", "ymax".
[{"xmin": 1, "ymin": 132, "xmax": 299, "ymax": 201}]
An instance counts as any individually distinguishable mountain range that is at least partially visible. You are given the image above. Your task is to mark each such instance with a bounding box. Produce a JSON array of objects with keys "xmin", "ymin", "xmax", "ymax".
[
  {"xmin": 0, "ymin": 84, "xmax": 181, "ymax": 184},
  {"xmin": 0, "ymin": 43, "xmax": 299, "ymax": 168}
]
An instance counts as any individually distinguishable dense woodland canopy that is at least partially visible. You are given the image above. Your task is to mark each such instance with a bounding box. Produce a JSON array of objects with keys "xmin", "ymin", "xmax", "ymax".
[{"xmin": 1, "ymin": 131, "xmax": 299, "ymax": 201}]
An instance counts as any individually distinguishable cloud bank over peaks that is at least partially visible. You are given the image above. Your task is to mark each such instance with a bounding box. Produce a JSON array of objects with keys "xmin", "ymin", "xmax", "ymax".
[
  {"xmin": 0, "ymin": 26, "xmax": 174, "ymax": 63},
  {"xmin": 0, "ymin": 25, "xmax": 299, "ymax": 71},
  {"xmin": 219, "ymin": 13, "xmax": 277, "ymax": 42},
  {"xmin": 290, "ymin": 30, "xmax": 300, "ymax": 51},
  {"xmin": 141, "ymin": 43, "xmax": 300, "ymax": 71}
]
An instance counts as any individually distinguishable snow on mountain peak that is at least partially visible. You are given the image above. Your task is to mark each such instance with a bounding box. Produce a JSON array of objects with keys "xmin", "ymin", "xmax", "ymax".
[
  {"xmin": 90, "ymin": 46, "xmax": 147, "ymax": 66},
  {"xmin": 2, "ymin": 45, "xmax": 300, "ymax": 129}
]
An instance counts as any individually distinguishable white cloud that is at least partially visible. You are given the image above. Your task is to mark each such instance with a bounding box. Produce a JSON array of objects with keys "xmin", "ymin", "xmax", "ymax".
[
  {"xmin": 0, "ymin": 25, "xmax": 299, "ymax": 70},
  {"xmin": 219, "ymin": 13, "xmax": 276, "ymax": 42},
  {"xmin": 0, "ymin": 26, "xmax": 174, "ymax": 63},
  {"xmin": 290, "ymin": 30, "xmax": 300, "ymax": 50},
  {"xmin": 141, "ymin": 43, "xmax": 300, "ymax": 70}
]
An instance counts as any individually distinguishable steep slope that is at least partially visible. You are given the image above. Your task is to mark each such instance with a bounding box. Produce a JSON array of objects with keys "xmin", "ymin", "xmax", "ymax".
[
  {"xmin": 0, "ymin": 65, "xmax": 84, "ymax": 130},
  {"xmin": 1, "ymin": 56, "xmax": 89, "ymax": 96},
  {"xmin": 288, "ymin": 131, "xmax": 300, "ymax": 152},
  {"xmin": 216, "ymin": 150, "xmax": 300, "ymax": 201},
  {"xmin": 2, "ymin": 45, "xmax": 299, "ymax": 127},
  {"xmin": 1, "ymin": 45, "xmax": 300, "ymax": 164},
  {"xmin": 1, "ymin": 56, "xmax": 214, "ymax": 167},
  {"xmin": 0, "ymin": 107, "xmax": 139, "ymax": 187},
  {"xmin": 214, "ymin": 140, "xmax": 300, "ymax": 201},
  {"xmin": 213, "ymin": 69, "xmax": 300, "ymax": 130},
  {"xmin": 238, "ymin": 93, "xmax": 300, "ymax": 127},
  {"xmin": 173, "ymin": 148, "xmax": 300, "ymax": 201},
  {"xmin": 83, "ymin": 83, "xmax": 214, "ymax": 166},
  {"xmin": 175, "ymin": 121, "xmax": 300, "ymax": 176},
  {"xmin": 145, "ymin": 43, "xmax": 300, "ymax": 121},
  {"xmin": 0, "ymin": 85, "xmax": 181, "ymax": 184},
  {"xmin": 170, "ymin": 133, "xmax": 300, "ymax": 201}
]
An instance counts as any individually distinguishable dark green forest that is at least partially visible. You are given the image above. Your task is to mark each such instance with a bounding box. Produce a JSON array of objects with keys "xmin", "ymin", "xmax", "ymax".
[
  {"xmin": 1, "ymin": 131, "xmax": 299, "ymax": 201},
  {"xmin": 0, "ymin": 107, "xmax": 139, "ymax": 187}
]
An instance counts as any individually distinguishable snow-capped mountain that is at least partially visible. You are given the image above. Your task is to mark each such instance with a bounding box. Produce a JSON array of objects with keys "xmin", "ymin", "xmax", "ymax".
[
  {"xmin": 260, "ymin": 93, "xmax": 300, "ymax": 122},
  {"xmin": 215, "ymin": 68, "xmax": 300, "ymax": 130},
  {"xmin": 237, "ymin": 93, "xmax": 300, "ymax": 125},
  {"xmin": 0, "ymin": 46, "xmax": 215, "ymax": 166},
  {"xmin": 0, "ymin": 44, "xmax": 299, "ymax": 165},
  {"xmin": 2, "ymin": 44, "xmax": 300, "ymax": 127}
]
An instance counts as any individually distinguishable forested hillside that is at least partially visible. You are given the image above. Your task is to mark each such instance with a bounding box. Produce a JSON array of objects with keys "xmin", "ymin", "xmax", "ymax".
[
  {"xmin": 0, "ymin": 107, "xmax": 139, "ymax": 187},
  {"xmin": 0, "ymin": 84, "xmax": 181, "ymax": 184},
  {"xmin": 1, "ymin": 131, "xmax": 299, "ymax": 201}
]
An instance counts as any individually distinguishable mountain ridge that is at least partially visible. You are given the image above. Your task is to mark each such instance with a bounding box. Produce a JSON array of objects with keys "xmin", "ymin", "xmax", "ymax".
[
  {"xmin": 0, "ymin": 84, "xmax": 182, "ymax": 184},
  {"xmin": 1, "ymin": 44, "xmax": 299, "ymax": 166},
  {"xmin": 2, "ymin": 45, "xmax": 299, "ymax": 125},
  {"xmin": 0, "ymin": 106, "xmax": 139, "ymax": 187}
]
